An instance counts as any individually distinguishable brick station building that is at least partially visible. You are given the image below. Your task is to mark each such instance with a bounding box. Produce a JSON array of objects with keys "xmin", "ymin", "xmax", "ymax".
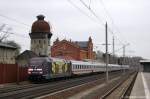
[{"xmin": 51, "ymin": 37, "xmax": 95, "ymax": 60}]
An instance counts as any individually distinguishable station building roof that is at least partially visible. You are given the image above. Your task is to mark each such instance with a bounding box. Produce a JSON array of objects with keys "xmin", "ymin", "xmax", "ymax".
[
  {"xmin": 140, "ymin": 59, "xmax": 150, "ymax": 63},
  {"xmin": 0, "ymin": 42, "xmax": 17, "ymax": 49}
]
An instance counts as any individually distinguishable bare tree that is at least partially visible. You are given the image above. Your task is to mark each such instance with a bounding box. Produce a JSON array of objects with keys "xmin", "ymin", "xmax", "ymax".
[{"xmin": 0, "ymin": 24, "xmax": 12, "ymax": 42}]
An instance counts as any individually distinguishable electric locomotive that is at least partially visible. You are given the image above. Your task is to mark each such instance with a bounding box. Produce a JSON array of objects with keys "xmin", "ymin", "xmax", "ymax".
[{"xmin": 28, "ymin": 57, "xmax": 71, "ymax": 81}]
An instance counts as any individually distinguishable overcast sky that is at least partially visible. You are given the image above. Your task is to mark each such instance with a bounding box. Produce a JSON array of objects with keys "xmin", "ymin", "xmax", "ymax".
[{"xmin": 0, "ymin": 0, "xmax": 150, "ymax": 59}]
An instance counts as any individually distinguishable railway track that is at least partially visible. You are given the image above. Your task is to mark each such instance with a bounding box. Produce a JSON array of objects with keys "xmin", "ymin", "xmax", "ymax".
[
  {"xmin": 100, "ymin": 71, "xmax": 137, "ymax": 99},
  {"xmin": 0, "ymin": 71, "xmax": 123, "ymax": 99},
  {"xmin": 0, "ymin": 73, "xmax": 102, "ymax": 94}
]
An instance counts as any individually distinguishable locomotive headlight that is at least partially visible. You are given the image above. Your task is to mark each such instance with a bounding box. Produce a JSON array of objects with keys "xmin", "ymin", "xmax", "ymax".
[
  {"xmin": 28, "ymin": 68, "xmax": 33, "ymax": 71},
  {"xmin": 37, "ymin": 69, "xmax": 42, "ymax": 71},
  {"xmin": 39, "ymin": 71, "xmax": 43, "ymax": 74},
  {"xmin": 28, "ymin": 68, "xmax": 33, "ymax": 74},
  {"xmin": 28, "ymin": 71, "xmax": 31, "ymax": 74}
]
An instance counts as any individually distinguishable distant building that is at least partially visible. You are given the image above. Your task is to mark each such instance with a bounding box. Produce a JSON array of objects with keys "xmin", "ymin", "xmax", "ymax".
[
  {"xmin": 51, "ymin": 37, "xmax": 95, "ymax": 60},
  {"xmin": 140, "ymin": 59, "xmax": 150, "ymax": 72},
  {"xmin": 0, "ymin": 42, "xmax": 17, "ymax": 64},
  {"xmin": 16, "ymin": 50, "xmax": 38, "ymax": 67},
  {"xmin": 29, "ymin": 15, "xmax": 52, "ymax": 56}
]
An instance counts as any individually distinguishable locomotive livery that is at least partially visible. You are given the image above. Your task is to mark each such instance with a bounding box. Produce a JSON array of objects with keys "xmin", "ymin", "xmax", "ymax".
[{"xmin": 28, "ymin": 57, "xmax": 129, "ymax": 81}]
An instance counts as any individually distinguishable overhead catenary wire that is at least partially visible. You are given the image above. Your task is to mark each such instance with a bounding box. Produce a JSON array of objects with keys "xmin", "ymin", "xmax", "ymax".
[
  {"xmin": 83, "ymin": 0, "xmax": 129, "ymax": 49},
  {"xmin": 0, "ymin": 14, "xmax": 65, "ymax": 40},
  {"xmin": 80, "ymin": 0, "xmax": 105, "ymax": 26},
  {"xmin": 80, "ymin": 0, "xmax": 126, "ymax": 46},
  {"xmin": 67, "ymin": 0, "xmax": 104, "ymax": 27},
  {"xmin": 0, "ymin": 14, "xmax": 30, "ymax": 27},
  {"xmin": 0, "ymin": 23, "xmax": 30, "ymax": 29},
  {"xmin": 98, "ymin": 0, "xmax": 127, "ymax": 45},
  {"xmin": 1, "ymin": 30, "xmax": 30, "ymax": 39},
  {"xmin": 98, "ymin": 0, "xmax": 115, "ymax": 27},
  {"xmin": 73, "ymin": 0, "xmax": 130, "ymax": 56},
  {"xmin": 79, "ymin": 0, "xmax": 117, "ymax": 37}
]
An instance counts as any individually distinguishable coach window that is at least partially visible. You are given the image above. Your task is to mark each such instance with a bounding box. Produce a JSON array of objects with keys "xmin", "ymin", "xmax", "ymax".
[{"xmin": 72, "ymin": 65, "xmax": 74, "ymax": 69}]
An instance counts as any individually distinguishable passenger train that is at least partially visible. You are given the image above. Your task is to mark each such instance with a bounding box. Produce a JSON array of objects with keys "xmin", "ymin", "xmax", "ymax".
[{"xmin": 28, "ymin": 57, "xmax": 129, "ymax": 81}]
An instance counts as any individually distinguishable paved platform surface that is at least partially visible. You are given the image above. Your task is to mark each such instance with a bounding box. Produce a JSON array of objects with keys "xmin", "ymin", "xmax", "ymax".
[{"xmin": 130, "ymin": 72, "xmax": 150, "ymax": 99}]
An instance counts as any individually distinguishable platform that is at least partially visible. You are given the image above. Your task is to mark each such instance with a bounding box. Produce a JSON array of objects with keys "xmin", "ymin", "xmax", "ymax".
[{"xmin": 130, "ymin": 72, "xmax": 150, "ymax": 99}]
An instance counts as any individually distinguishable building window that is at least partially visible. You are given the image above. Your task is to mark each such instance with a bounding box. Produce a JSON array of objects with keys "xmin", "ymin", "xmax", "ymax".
[{"xmin": 39, "ymin": 40, "xmax": 41, "ymax": 44}]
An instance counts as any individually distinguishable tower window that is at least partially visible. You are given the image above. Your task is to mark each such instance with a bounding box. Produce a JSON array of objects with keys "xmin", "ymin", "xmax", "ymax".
[{"xmin": 39, "ymin": 40, "xmax": 41, "ymax": 44}]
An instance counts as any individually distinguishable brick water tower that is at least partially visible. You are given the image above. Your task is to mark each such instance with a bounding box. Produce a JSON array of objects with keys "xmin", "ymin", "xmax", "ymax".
[{"xmin": 29, "ymin": 15, "xmax": 52, "ymax": 56}]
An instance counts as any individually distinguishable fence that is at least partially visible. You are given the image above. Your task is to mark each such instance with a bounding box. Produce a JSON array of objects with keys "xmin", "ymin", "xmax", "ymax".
[{"xmin": 0, "ymin": 64, "xmax": 28, "ymax": 84}]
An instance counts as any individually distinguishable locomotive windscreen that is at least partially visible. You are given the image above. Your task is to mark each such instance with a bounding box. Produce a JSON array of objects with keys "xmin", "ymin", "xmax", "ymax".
[{"xmin": 29, "ymin": 57, "xmax": 46, "ymax": 67}]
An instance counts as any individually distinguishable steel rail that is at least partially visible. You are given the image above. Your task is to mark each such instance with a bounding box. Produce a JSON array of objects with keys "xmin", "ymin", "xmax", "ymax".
[
  {"xmin": 100, "ymin": 71, "xmax": 136, "ymax": 99},
  {"xmin": 0, "ymin": 71, "xmax": 122, "ymax": 99}
]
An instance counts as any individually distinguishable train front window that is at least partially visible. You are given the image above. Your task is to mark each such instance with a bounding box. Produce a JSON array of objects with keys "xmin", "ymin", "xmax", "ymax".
[{"xmin": 30, "ymin": 58, "xmax": 45, "ymax": 67}]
